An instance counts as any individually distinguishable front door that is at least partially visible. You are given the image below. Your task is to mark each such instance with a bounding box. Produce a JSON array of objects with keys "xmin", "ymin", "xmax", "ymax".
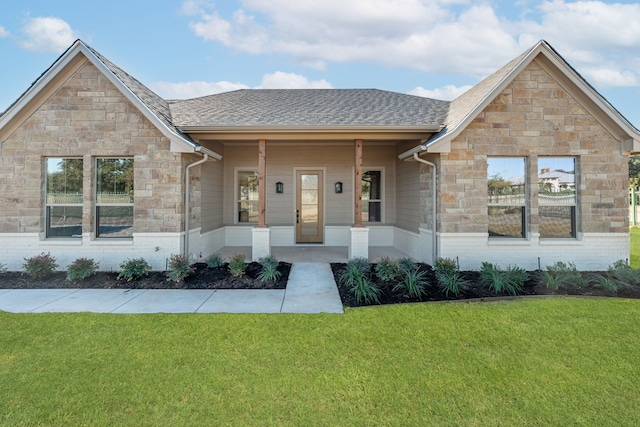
[{"xmin": 296, "ymin": 170, "xmax": 323, "ymax": 243}]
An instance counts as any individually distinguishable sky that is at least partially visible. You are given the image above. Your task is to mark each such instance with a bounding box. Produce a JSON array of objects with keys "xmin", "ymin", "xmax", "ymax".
[{"xmin": 0, "ymin": 0, "xmax": 639, "ymax": 127}]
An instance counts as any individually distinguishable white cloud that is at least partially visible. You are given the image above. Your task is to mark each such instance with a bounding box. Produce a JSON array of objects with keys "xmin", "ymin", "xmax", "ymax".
[
  {"xmin": 150, "ymin": 72, "xmax": 331, "ymax": 99},
  {"xmin": 182, "ymin": 0, "xmax": 640, "ymax": 88},
  {"xmin": 409, "ymin": 84, "xmax": 473, "ymax": 100},
  {"xmin": 257, "ymin": 72, "xmax": 332, "ymax": 89},
  {"xmin": 0, "ymin": 26, "xmax": 9, "ymax": 38},
  {"xmin": 150, "ymin": 80, "xmax": 249, "ymax": 99},
  {"xmin": 19, "ymin": 17, "xmax": 79, "ymax": 53}
]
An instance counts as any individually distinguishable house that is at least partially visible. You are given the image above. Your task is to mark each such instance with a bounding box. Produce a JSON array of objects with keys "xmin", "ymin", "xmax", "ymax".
[{"xmin": 0, "ymin": 39, "xmax": 638, "ymax": 271}]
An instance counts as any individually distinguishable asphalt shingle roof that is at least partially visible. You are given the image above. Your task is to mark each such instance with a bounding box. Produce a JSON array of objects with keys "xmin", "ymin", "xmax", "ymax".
[{"xmin": 168, "ymin": 89, "xmax": 450, "ymax": 128}]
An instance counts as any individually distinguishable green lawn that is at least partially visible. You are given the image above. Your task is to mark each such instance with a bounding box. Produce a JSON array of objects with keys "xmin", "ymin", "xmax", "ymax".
[{"xmin": 2, "ymin": 298, "xmax": 640, "ymax": 426}]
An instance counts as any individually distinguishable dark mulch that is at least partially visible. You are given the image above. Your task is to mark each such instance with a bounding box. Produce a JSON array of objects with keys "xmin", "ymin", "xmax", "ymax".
[
  {"xmin": 330, "ymin": 263, "xmax": 640, "ymax": 308},
  {"xmin": 0, "ymin": 262, "xmax": 291, "ymax": 290}
]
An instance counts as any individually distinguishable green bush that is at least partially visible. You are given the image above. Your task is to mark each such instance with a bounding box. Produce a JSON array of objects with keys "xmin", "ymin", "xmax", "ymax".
[
  {"xmin": 434, "ymin": 257, "xmax": 468, "ymax": 297},
  {"xmin": 229, "ymin": 254, "xmax": 246, "ymax": 278},
  {"xmin": 393, "ymin": 268, "xmax": 427, "ymax": 298},
  {"xmin": 0, "ymin": 263, "xmax": 7, "ymax": 273},
  {"xmin": 117, "ymin": 258, "xmax": 152, "ymax": 282},
  {"xmin": 167, "ymin": 254, "xmax": 193, "ymax": 284},
  {"xmin": 538, "ymin": 261, "xmax": 582, "ymax": 290},
  {"xmin": 397, "ymin": 257, "xmax": 417, "ymax": 274},
  {"xmin": 608, "ymin": 259, "xmax": 640, "ymax": 287},
  {"xmin": 66, "ymin": 257, "xmax": 99, "ymax": 281},
  {"xmin": 340, "ymin": 258, "xmax": 380, "ymax": 304},
  {"xmin": 205, "ymin": 254, "xmax": 225, "ymax": 268},
  {"xmin": 257, "ymin": 255, "xmax": 281, "ymax": 282},
  {"xmin": 480, "ymin": 262, "xmax": 528, "ymax": 296},
  {"xmin": 23, "ymin": 252, "xmax": 58, "ymax": 279},
  {"xmin": 375, "ymin": 257, "xmax": 400, "ymax": 282}
]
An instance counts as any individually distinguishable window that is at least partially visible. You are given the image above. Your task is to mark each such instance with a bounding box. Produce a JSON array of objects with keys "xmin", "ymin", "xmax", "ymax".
[
  {"xmin": 362, "ymin": 170, "xmax": 382, "ymax": 222},
  {"xmin": 46, "ymin": 158, "xmax": 83, "ymax": 238},
  {"xmin": 96, "ymin": 158, "xmax": 133, "ymax": 238},
  {"xmin": 539, "ymin": 157, "xmax": 576, "ymax": 238},
  {"xmin": 237, "ymin": 170, "xmax": 259, "ymax": 223},
  {"xmin": 487, "ymin": 158, "xmax": 526, "ymax": 238}
]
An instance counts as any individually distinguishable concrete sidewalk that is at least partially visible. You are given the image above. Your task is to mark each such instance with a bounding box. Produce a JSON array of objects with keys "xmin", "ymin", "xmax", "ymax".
[{"xmin": 0, "ymin": 263, "xmax": 344, "ymax": 314}]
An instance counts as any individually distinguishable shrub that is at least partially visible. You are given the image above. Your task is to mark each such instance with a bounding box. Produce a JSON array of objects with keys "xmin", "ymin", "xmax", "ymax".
[
  {"xmin": 23, "ymin": 252, "xmax": 58, "ymax": 279},
  {"xmin": 340, "ymin": 258, "xmax": 380, "ymax": 305},
  {"xmin": 608, "ymin": 259, "xmax": 640, "ymax": 287},
  {"xmin": 375, "ymin": 257, "xmax": 399, "ymax": 282},
  {"xmin": 538, "ymin": 261, "xmax": 582, "ymax": 290},
  {"xmin": 66, "ymin": 257, "xmax": 99, "ymax": 281},
  {"xmin": 167, "ymin": 254, "xmax": 193, "ymax": 283},
  {"xmin": 205, "ymin": 254, "xmax": 225, "ymax": 268},
  {"xmin": 434, "ymin": 257, "xmax": 468, "ymax": 297},
  {"xmin": 258, "ymin": 255, "xmax": 281, "ymax": 282},
  {"xmin": 118, "ymin": 258, "xmax": 152, "ymax": 282},
  {"xmin": 0, "ymin": 263, "xmax": 7, "ymax": 274},
  {"xmin": 229, "ymin": 254, "xmax": 246, "ymax": 278},
  {"xmin": 398, "ymin": 257, "xmax": 417, "ymax": 274},
  {"xmin": 479, "ymin": 262, "xmax": 528, "ymax": 296},
  {"xmin": 393, "ymin": 267, "xmax": 427, "ymax": 298},
  {"xmin": 591, "ymin": 273, "xmax": 621, "ymax": 293}
]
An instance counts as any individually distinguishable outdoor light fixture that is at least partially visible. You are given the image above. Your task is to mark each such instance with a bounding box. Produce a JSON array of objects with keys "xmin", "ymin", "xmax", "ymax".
[
  {"xmin": 335, "ymin": 182, "xmax": 343, "ymax": 193},
  {"xmin": 276, "ymin": 181, "xmax": 284, "ymax": 193}
]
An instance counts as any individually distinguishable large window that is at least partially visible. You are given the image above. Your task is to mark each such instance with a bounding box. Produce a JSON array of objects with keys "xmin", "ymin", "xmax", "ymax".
[
  {"xmin": 539, "ymin": 157, "xmax": 576, "ymax": 238},
  {"xmin": 362, "ymin": 170, "xmax": 382, "ymax": 222},
  {"xmin": 96, "ymin": 158, "xmax": 133, "ymax": 238},
  {"xmin": 487, "ymin": 158, "xmax": 526, "ymax": 238},
  {"xmin": 237, "ymin": 170, "xmax": 259, "ymax": 223},
  {"xmin": 46, "ymin": 158, "xmax": 83, "ymax": 238}
]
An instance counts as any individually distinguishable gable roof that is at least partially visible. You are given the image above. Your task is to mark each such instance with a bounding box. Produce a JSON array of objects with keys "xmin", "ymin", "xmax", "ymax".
[
  {"xmin": 399, "ymin": 40, "xmax": 640, "ymax": 158},
  {"xmin": 0, "ymin": 39, "xmax": 220, "ymax": 159},
  {"xmin": 169, "ymin": 89, "xmax": 448, "ymax": 129}
]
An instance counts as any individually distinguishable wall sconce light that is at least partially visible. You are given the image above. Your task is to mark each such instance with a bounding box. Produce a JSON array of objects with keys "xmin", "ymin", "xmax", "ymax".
[
  {"xmin": 276, "ymin": 181, "xmax": 284, "ymax": 193},
  {"xmin": 335, "ymin": 181, "xmax": 343, "ymax": 193}
]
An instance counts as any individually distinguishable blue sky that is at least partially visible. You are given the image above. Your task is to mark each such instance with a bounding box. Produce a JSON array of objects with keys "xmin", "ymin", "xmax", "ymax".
[{"xmin": 0, "ymin": 0, "xmax": 638, "ymax": 127}]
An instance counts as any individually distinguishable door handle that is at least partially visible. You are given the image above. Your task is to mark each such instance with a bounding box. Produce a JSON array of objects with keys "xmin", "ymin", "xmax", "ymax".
[{"xmin": 296, "ymin": 209, "xmax": 299, "ymax": 224}]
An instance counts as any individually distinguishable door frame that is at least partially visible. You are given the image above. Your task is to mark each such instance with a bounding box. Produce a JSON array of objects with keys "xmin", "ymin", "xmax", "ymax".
[{"xmin": 294, "ymin": 168, "xmax": 325, "ymax": 244}]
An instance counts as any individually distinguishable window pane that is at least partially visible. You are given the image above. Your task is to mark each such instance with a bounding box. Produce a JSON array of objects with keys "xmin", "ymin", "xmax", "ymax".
[
  {"xmin": 488, "ymin": 206, "xmax": 525, "ymax": 238},
  {"xmin": 47, "ymin": 206, "xmax": 82, "ymax": 237},
  {"xmin": 539, "ymin": 158, "xmax": 576, "ymax": 205},
  {"xmin": 96, "ymin": 159, "xmax": 134, "ymax": 203},
  {"xmin": 238, "ymin": 171, "xmax": 259, "ymax": 201},
  {"xmin": 363, "ymin": 171, "xmax": 381, "ymax": 200},
  {"xmin": 97, "ymin": 206, "xmax": 133, "ymax": 238},
  {"xmin": 238, "ymin": 201, "xmax": 258, "ymax": 223},
  {"xmin": 46, "ymin": 158, "xmax": 83, "ymax": 203},
  {"xmin": 540, "ymin": 206, "xmax": 575, "ymax": 238},
  {"xmin": 363, "ymin": 201, "xmax": 381, "ymax": 222},
  {"xmin": 487, "ymin": 158, "xmax": 525, "ymax": 203}
]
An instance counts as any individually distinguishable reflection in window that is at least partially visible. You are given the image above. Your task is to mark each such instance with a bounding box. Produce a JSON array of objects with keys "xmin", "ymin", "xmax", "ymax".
[
  {"xmin": 362, "ymin": 170, "xmax": 381, "ymax": 222},
  {"xmin": 46, "ymin": 158, "xmax": 83, "ymax": 238},
  {"xmin": 539, "ymin": 157, "xmax": 576, "ymax": 238},
  {"xmin": 487, "ymin": 158, "xmax": 526, "ymax": 238},
  {"xmin": 96, "ymin": 158, "xmax": 134, "ymax": 238},
  {"xmin": 237, "ymin": 171, "xmax": 259, "ymax": 223}
]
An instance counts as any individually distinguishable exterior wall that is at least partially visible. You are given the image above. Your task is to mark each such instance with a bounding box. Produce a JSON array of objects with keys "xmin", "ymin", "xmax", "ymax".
[
  {"xmin": 0, "ymin": 61, "xmax": 184, "ymax": 270},
  {"xmin": 438, "ymin": 59, "xmax": 629, "ymax": 270},
  {"xmin": 395, "ymin": 141, "xmax": 420, "ymax": 232},
  {"xmin": 200, "ymin": 142, "xmax": 224, "ymax": 232}
]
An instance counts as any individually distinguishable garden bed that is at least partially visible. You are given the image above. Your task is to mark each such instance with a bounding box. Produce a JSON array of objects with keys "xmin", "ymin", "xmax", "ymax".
[
  {"xmin": 330, "ymin": 262, "xmax": 640, "ymax": 308},
  {"xmin": 0, "ymin": 262, "xmax": 291, "ymax": 290}
]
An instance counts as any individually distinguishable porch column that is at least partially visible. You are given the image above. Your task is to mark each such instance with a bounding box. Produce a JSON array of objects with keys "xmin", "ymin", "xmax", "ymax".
[
  {"xmin": 252, "ymin": 138, "xmax": 270, "ymax": 260},
  {"xmin": 354, "ymin": 139, "xmax": 363, "ymax": 227},
  {"xmin": 350, "ymin": 139, "xmax": 369, "ymax": 259}
]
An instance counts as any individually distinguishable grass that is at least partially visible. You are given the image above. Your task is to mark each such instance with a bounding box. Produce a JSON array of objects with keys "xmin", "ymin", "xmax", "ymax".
[
  {"xmin": 2, "ymin": 298, "xmax": 640, "ymax": 426},
  {"xmin": 631, "ymin": 227, "xmax": 640, "ymax": 268}
]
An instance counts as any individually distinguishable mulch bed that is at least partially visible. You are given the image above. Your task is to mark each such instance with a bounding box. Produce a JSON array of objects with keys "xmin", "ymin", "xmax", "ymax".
[
  {"xmin": 0, "ymin": 262, "xmax": 290, "ymax": 290},
  {"xmin": 330, "ymin": 263, "xmax": 640, "ymax": 308}
]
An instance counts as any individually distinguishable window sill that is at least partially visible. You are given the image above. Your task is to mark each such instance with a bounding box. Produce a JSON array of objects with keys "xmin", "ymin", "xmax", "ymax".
[
  {"xmin": 41, "ymin": 239, "xmax": 82, "ymax": 245},
  {"xmin": 488, "ymin": 238, "xmax": 531, "ymax": 246}
]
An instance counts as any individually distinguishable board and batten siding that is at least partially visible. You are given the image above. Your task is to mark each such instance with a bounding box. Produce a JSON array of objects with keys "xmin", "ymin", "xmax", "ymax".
[
  {"xmin": 200, "ymin": 142, "xmax": 224, "ymax": 232},
  {"xmin": 395, "ymin": 142, "xmax": 421, "ymax": 232}
]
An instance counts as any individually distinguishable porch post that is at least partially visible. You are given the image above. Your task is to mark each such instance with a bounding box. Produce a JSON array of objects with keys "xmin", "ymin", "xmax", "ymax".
[
  {"xmin": 258, "ymin": 139, "xmax": 267, "ymax": 228},
  {"xmin": 252, "ymin": 138, "xmax": 270, "ymax": 261},
  {"xmin": 349, "ymin": 139, "xmax": 369, "ymax": 260},
  {"xmin": 354, "ymin": 139, "xmax": 363, "ymax": 227}
]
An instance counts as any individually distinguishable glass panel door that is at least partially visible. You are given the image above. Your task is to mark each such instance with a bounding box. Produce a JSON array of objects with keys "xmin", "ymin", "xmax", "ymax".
[{"xmin": 296, "ymin": 170, "xmax": 323, "ymax": 243}]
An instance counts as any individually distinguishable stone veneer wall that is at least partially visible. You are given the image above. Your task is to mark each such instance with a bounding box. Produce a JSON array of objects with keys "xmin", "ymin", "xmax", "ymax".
[
  {"xmin": 0, "ymin": 61, "xmax": 184, "ymax": 234},
  {"xmin": 436, "ymin": 59, "xmax": 629, "ymax": 269}
]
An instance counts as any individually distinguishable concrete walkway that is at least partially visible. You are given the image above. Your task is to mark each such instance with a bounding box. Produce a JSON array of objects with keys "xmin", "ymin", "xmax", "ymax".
[{"xmin": 0, "ymin": 263, "xmax": 344, "ymax": 314}]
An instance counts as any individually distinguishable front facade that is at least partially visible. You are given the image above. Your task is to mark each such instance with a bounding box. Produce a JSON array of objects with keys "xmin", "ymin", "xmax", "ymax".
[{"xmin": 0, "ymin": 39, "xmax": 638, "ymax": 271}]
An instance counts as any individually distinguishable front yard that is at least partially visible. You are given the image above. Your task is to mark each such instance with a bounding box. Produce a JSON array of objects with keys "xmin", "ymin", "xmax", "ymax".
[{"xmin": 2, "ymin": 298, "xmax": 639, "ymax": 426}]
